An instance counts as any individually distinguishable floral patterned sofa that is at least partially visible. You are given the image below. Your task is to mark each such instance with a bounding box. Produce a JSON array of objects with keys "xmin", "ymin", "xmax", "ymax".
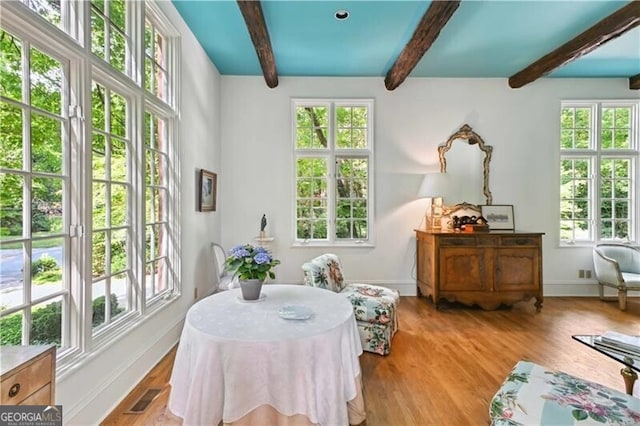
[
  {"xmin": 301, "ymin": 254, "xmax": 399, "ymax": 355},
  {"xmin": 490, "ymin": 360, "xmax": 640, "ymax": 425}
]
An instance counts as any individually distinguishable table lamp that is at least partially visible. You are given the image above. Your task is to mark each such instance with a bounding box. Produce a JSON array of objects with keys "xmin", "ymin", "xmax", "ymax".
[{"xmin": 418, "ymin": 172, "xmax": 450, "ymax": 229}]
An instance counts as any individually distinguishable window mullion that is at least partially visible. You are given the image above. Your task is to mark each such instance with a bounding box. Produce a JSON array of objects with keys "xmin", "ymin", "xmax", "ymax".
[{"xmin": 328, "ymin": 103, "xmax": 336, "ymax": 242}]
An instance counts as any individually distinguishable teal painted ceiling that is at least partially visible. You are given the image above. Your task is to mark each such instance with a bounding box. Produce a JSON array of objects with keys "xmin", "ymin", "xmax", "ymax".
[{"xmin": 171, "ymin": 0, "xmax": 640, "ymax": 80}]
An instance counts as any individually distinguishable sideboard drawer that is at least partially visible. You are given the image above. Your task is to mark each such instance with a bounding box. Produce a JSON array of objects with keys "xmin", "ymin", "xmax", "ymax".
[
  {"xmin": 18, "ymin": 384, "xmax": 51, "ymax": 405},
  {"xmin": 439, "ymin": 237, "xmax": 477, "ymax": 246},
  {"xmin": 0, "ymin": 345, "xmax": 55, "ymax": 405},
  {"xmin": 501, "ymin": 236, "xmax": 539, "ymax": 246}
]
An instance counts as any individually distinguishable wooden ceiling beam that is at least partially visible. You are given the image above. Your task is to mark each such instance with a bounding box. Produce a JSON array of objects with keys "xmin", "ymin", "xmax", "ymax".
[
  {"xmin": 384, "ymin": 1, "xmax": 461, "ymax": 91},
  {"xmin": 509, "ymin": 1, "xmax": 640, "ymax": 89},
  {"xmin": 630, "ymin": 73, "xmax": 640, "ymax": 90},
  {"xmin": 237, "ymin": 0, "xmax": 278, "ymax": 88}
]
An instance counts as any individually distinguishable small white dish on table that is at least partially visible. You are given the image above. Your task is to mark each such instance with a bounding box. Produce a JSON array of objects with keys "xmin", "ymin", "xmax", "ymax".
[{"xmin": 278, "ymin": 304, "xmax": 313, "ymax": 320}]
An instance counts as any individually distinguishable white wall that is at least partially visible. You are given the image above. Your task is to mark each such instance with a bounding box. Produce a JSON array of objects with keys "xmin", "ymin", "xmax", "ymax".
[
  {"xmin": 220, "ymin": 76, "xmax": 638, "ymax": 297},
  {"xmin": 59, "ymin": 2, "xmax": 223, "ymax": 423}
]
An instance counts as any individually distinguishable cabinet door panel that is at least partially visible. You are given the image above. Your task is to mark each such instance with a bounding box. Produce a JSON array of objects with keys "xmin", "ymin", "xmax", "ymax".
[
  {"xmin": 440, "ymin": 247, "xmax": 487, "ymax": 291},
  {"xmin": 494, "ymin": 248, "xmax": 539, "ymax": 291}
]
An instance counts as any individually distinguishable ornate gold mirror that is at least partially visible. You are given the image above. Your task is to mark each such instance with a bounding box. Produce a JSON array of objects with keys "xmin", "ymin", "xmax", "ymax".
[{"xmin": 438, "ymin": 124, "xmax": 493, "ymax": 205}]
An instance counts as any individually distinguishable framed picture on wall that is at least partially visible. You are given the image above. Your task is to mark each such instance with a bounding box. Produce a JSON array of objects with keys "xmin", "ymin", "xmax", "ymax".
[
  {"xmin": 199, "ymin": 169, "xmax": 217, "ymax": 212},
  {"xmin": 480, "ymin": 204, "xmax": 514, "ymax": 230}
]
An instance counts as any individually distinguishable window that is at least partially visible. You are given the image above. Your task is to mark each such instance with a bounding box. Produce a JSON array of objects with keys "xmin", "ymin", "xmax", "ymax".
[
  {"xmin": 0, "ymin": 1, "xmax": 179, "ymax": 365},
  {"xmin": 559, "ymin": 101, "xmax": 639, "ymax": 244},
  {"xmin": 0, "ymin": 29, "xmax": 70, "ymax": 347},
  {"xmin": 144, "ymin": 110, "xmax": 171, "ymax": 304},
  {"xmin": 144, "ymin": 17, "xmax": 168, "ymax": 101},
  {"xmin": 90, "ymin": 80, "xmax": 132, "ymax": 330},
  {"xmin": 293, "ymin": 100, "xmax": 374, "ymax": 245},
  {"xmin": 91, "ymin": 0, "xmax": 129, "ymax": 73}
]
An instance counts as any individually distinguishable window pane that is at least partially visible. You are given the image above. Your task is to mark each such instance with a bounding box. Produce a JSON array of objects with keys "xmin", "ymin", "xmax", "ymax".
[
  {"xmin": 92, "ymin": 182, "xmax": 107, "ymax": 228},
  {"xmin": 110, "ymin": 183, "xmax": 127, "ymax": 226},
  {"xmin": 0, "ymin": 30, "xmax": 23, "ymax": 102},
  {"xmin": 0, "ymin": 310, "xmax": 23, "ymax": 345},
  {"xmin": 32, "ymin": 176, "xmax": 63, "ymax": 235},
  {"xmin": 92, "ymin": 283, "xmax": 127, "ymax": 330},
  {"xmin": 27, "ymin": 0, "xmax": 61, "ymax": 29},
  {"xmin": 0, "ymin": 173, "xmax": 24, "ymax": 237},
  {"xmin": 31, "ymin": 238, "xmax": 63, "ymax": 295},
  {"xmin": 92, "ymin": 133, "xmax": 106, "ymax": 179},
  {"xmin": 92, "ymin": 231, "xmax": 106, "ymax": 277},
  {"xmin": 602, "ymin": 107, "xmax": 631, "ymax": 150},
  {"xmin": 311, "ymin": 221, "xmax": 327, "ymax": 239},
  {"xmin": 146, "ymin": 258, "xmax": 167, "ymax": 301},
  {"xmin": 91, "ymin": 10, "xmax": 106, "ymax": 59},
  {"xmin": 31, "ymin": 113, "xmax": 62, "ymax": 174},
  {"xmin": 0, "ymin": 241, "xmax": 25, "ymax": 312},
  {"xmin": 145, "ymin": 225, "xmax": 155, "ymax": 262},
  {"xmin": 110, "ymin": 91, "xmax": 127, "ymax": 137},
  {"xmin": 614, "ymin": 221, "xmax": 629, "ymax": 239},
  {"xmin": 30, "ymin": 46, "xmax": 62, "ymax": 115},
  {"xmin": 92, "ymin": 82, "xmax": 106, "ymax": 130},
  {"xmin": 296, "ymin": 107, "xmax": 327, "ymax": 149},
  {"xmin": 111, "ymin": 229, "xmax": 127, "ymax": 273},
  {"xmin": 110, "ymin": 26, "xmax": 126, "ymax": 73},
  {"xmin": 144, "ymin": 56, "xmax": 154, "ymax": 93},
  {"xmin": 560, "ymin": 107, "xmax": 591, "ymax": 149},
  {"xmin": 30, "ymin": 296, "xmax": 62, "ymax": 346},
  {"xmin": 92, "ymin": 0, "xmax": 105, "ymax": 13},
  {"xmin": 109, "ymin": 0, "xmax": 126, "ymax": 31},
  {"xmin": 559, "ymin": 158, "xmax": 592, "ymax": 241},
  {"xmin": 336, "ymin": 106, "xmax": 368, "ymax": 149},
  {"xmin": 336, "ymin": 157, "xmax": 368, "ymax": 239},
  {"xmin": 0, "ymin": 102, "xmax": 24, "ymax": 170},
  {"xmin": 111, "ymin": 137, "xmax": 127, "ymax": 181}
]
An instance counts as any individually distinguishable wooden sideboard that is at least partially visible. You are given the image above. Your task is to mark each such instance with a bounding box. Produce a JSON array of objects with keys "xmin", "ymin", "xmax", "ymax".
[
  {"xmin": 0, "ymin": 345, "xmax": 56, "ymax": 405},
  {"xmin": 415, "ymin": 229, "xmax": 544, "ymax": 311}
]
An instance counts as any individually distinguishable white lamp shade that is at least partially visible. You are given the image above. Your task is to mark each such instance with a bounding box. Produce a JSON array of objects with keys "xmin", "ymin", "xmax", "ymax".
[{"xmin": 418, "ymin": 173, "xmax": 450, "ymax": 198}]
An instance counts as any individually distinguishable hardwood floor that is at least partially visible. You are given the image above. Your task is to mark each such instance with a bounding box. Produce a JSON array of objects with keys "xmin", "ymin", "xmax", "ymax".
[{"xmin": 101, "ymin": 297, "xmax": 640, "ymax": 425}]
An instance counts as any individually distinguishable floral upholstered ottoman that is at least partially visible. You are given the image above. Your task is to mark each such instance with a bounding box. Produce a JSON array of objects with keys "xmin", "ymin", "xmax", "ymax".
[{"xmin": 490, "ymin": 360, "xmax": 640, "ymax": 425}]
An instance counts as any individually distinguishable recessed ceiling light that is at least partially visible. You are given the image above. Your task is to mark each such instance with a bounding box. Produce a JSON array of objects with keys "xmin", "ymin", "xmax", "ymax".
[{"xmin": 335, "ymin": 10, "xmax": 349, "ymax": 21}]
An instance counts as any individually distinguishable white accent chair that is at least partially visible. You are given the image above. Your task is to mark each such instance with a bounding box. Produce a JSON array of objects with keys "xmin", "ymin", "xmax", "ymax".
[
  {"xmin": 211, "ymin": 243, "xmax": 238, "ymax": 292},
  {"xmin": 592, "ymin": 243, "xmax": 640, "ymax": 310}
]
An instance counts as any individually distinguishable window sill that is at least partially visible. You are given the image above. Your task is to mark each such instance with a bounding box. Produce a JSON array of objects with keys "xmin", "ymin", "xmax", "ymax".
[{"xmin": 291, "ymin": 241, "xmax": 374, "ymax": 248}]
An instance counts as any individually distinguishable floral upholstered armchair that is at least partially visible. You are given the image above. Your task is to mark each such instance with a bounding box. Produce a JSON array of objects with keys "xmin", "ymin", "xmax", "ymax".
[
  {"xmin": 301, "ymin": 254, "xmax": 399, "ymax": 355},
  {"xmin": 490, "ymin": 360, "xmax": 640, "ymax": 425}
]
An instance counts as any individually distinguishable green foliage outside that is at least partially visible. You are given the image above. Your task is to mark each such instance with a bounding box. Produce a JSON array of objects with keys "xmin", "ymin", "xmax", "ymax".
[
  {"xmin": 560, "ymin": 106, "xmax": 632, "ymax": 240},
  {"xmin": 295, "ymin": 106, "xmax": 369, "ymax": 240},
  {"xmin": 31, "ymin": 254, "xmax": 62, "ymax": 285},
  {"xmin": 0, "ymin": 294, "xmax": 124, "ymax": 346}
]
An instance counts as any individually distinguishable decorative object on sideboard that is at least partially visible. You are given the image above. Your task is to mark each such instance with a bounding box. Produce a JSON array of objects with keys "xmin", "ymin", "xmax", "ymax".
[
  {"xmin": 198, "ymin": 169, "xmax": 217, "ymax": 212},
  {"xmin": 453, "ymin": 214, "xmax": 489, "ymax": 232},
  {"xmin": 440, "ymin": 202, "xmax": 481, "ymax": 231},
  {"xmin": 417, "ymin": 172, "xmax": 450, "ymax": 229},
  {"xmin": 480, "ymin": 204, "xmax": 515, "ymax": 230},
  {"xmin": 438, "ymin": 124, "xmax": 493, "ymax": 206}
]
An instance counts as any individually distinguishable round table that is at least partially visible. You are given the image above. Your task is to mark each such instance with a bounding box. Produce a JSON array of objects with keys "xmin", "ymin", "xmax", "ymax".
[{"xmin": 168, "ymin": 284, "xmax": 365, "ymax": 425}]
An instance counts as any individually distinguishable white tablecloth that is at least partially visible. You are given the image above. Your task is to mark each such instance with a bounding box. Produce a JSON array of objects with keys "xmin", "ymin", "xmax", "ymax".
[{"xmin": 168, "ymin": 284, "xmax": 364, "ymax": 425}]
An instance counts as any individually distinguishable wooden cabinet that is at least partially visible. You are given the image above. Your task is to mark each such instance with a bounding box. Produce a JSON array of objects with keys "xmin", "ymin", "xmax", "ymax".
[
  {"xmin": 1, "ymin": 345, "xmax": 56, "ymax": 405},
  {"xmin": 415, "ymin": 230, "xmax": 544, "ymax": 311}
]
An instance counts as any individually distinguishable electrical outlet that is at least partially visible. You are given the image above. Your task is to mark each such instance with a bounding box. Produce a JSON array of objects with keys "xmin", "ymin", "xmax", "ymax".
[
  {"xmin": 578, "ymin": 269, "xmax": 585, "ymax": 278},
  {"xmin": 585, "ymin": 270, "xmax": 592, "ymax": 279}
]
